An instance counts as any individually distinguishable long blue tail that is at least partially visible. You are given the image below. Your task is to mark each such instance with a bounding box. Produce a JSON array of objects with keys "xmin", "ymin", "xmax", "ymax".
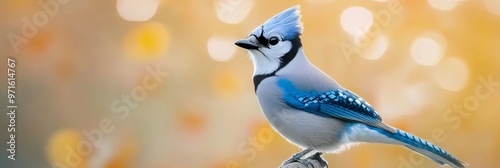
[{"xmin": 375, "ymin": 127, "xmax": 467, "ymax": 168}]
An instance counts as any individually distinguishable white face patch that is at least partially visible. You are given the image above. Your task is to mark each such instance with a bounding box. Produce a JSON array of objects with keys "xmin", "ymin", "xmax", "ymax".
[
  {"xmin": 239, "ymin": 6, "xmax": 303, "ymax": 76},
  {"xmin": 249, "ymin": 39, "xmax": 292, "ymax": 75}
]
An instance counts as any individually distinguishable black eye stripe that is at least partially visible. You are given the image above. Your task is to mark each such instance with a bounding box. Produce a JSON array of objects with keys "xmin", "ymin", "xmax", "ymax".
[
  {"xmin": 250, "ymin": 26, "xmax": 270, "ymax": 48},
  {"xmin": 250, "ymin": 26, "xmax": 284, "ymax": 48},
  {"xmin": 257, "ymin": 27, "xmax": 269, "ymax": 45}
]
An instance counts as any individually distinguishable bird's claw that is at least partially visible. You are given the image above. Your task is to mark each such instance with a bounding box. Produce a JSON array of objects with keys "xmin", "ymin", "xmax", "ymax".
[
  {"xmin": 308, "ymin": 152, "xmax": 328, "ymax": 168},
  {"xmin": 280, "ymin": 158, "xmax": 314, "ymax": 168},
  {"xmin": 280, "ymin": 152, "xmax": 328, "ymax": 168}
]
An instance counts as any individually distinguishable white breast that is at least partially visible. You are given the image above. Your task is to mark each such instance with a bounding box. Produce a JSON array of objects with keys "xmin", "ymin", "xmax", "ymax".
[
  {"xmin": 256, "ymin": 77, "xmax": 352, "ymax": 152},
  {"xmin": 254, "ymin": 49, "xmax": 351, "ymax": 152}
]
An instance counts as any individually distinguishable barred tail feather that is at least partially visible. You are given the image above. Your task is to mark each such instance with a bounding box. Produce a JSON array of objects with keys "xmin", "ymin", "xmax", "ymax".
[
  {"xmin": 392, "ymin": 129, "xmax": 467, "ymax": 168},
  {"xmin": 345, "ymin": 124, "xmax": 467, "ymax": 168}
]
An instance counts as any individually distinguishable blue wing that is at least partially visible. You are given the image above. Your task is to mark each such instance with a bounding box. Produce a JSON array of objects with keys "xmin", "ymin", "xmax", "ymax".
[{"xmin": 278, "ymin": 79, "xmax": 395, "ymax": 132}]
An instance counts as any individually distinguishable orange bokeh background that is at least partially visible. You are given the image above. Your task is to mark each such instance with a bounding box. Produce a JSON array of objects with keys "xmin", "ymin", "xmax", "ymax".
[{"xmin": 1, "ymin": 0, "xmax": 499, "ymax": 167}]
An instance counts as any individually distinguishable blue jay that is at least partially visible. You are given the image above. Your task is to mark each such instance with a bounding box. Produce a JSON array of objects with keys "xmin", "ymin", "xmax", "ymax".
[{"xmin": 234, "ymin": 5, "xmax": 467, "ymax": 168}]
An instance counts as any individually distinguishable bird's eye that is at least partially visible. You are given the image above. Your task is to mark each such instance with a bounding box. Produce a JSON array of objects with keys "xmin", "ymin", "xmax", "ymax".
[{"xmin": 269, "ymin": 36, "xmax": 279, "ymax": 46}]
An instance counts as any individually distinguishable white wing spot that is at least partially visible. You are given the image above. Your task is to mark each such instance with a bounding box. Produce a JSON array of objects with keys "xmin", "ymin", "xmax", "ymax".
[{"xmin": 355, "ymin": 99, "xmax": 361, "ymax": 105}]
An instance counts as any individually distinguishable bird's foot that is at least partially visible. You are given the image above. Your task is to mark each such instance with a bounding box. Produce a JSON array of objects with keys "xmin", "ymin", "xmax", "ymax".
[
  {"xmin": 280, "ymin": 157, "xmax": 315, "ymax": 168},
  {"xmin": 306, "ymin": 152, "xmax": 327, "ymax": 168},
  {"xmin": 280, "ymin": 148, "xmax": 314, "ymax": 167},
  {"xmin": 280, "ymin": 151, "xmax": 328, "ymax": 168}
]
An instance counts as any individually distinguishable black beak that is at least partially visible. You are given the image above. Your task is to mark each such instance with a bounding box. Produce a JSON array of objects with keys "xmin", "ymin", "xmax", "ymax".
[{"xmin": 235, "ymin": 39, "xmax": 259, "ymax": 50}]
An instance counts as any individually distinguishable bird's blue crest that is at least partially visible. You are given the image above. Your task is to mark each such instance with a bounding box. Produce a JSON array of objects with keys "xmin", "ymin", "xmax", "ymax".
[{"xmin": 251, "ymin": 5, "xmax": 303, "ymax": 40}]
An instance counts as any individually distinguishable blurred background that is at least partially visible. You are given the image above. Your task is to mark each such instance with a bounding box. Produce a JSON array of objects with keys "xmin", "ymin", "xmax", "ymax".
[{"xmin": 1, "ymin": 0, "xmax": 499, "ymax": 167}]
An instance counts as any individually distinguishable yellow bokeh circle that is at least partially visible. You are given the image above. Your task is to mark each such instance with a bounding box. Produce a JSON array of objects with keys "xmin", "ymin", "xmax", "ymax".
[
  {"xmin": 45, "ymin": 128, "xmax": 88, "ymax": 168},
  {"xmin": 123, "ymin": 22, "xmax": 169, "ymax": 61}
]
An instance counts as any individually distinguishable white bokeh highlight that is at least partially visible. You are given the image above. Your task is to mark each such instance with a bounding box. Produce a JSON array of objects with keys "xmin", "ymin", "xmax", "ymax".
[
  {"xmin": 214, "ymin": 0, "xmax": 254, "ymax": 24},
  {"xmin": 117, "ymin": 0, "xmax": 160, "ymax": 21},
  {"xmin": 411, "ymin": 32, "xmax": 447, "ymax": 66},
  {"xmin": 427, "ymin": 0, "xmax": 460, "ymax": 11},
  {"xmin": 207, "ymin": 36, "xmax": 237, "ymax": 62},
  {"xmin": 362, "ymin": 35, "xmax": 389, "ymax": 60},
  {"xmin": 340, "ymin": 7, "xmax": 374, "ymax": 36},
  {"xmin": 483, "ymin": 0, "xmax": 500, "ymax": 16},
  {"xmin": 432, "ymin": 57, "xmax": 469, "ymax": 91}
]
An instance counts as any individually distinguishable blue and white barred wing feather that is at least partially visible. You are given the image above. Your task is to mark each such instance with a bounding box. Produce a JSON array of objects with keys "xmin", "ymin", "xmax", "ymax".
[
  {"xmin": 277, "ymin": 78, "xmax": 396, "ymax": 133},
  {"xmin": 278, "ymin": 78, "xmax": 467, "ymax": 168}
]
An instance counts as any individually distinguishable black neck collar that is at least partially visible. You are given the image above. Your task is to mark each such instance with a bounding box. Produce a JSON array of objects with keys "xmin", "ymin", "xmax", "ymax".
[{"xmin": 253, "ymin": 37, "xmax": 302, "ymax": 92}]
